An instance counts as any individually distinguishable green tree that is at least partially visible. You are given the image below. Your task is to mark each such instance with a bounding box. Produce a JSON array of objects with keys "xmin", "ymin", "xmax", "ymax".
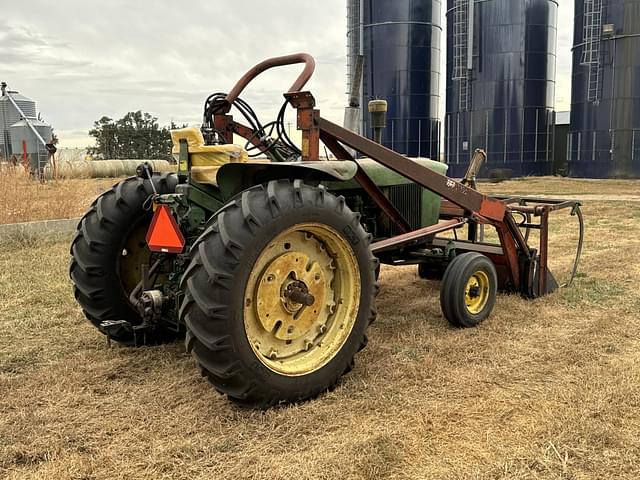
[{"xmin": 88, "ymin": 111, "xmax": 179, "ymax": 160}]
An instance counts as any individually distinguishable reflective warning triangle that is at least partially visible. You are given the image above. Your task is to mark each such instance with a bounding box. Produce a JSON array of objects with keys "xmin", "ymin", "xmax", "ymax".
[{"xmin": 146, "ymin": 204, "xmax": 186, "ymax": 254}]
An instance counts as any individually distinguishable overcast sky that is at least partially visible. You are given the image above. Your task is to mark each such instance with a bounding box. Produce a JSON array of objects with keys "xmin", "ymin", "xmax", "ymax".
[{"xmin": 1, "ymin": 0, "xmax": 574, "ymax": 149}]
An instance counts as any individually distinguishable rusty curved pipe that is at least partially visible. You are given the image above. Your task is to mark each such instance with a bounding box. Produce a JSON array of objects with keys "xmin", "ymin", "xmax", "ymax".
[{"xmin": 224, "ymin": 53, "xmax": 316, "ymax": 107}]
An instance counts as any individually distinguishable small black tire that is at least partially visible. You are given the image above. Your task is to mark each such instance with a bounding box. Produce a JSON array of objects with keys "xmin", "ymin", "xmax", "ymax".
[
  {"xmin": 181, "ymin": 180, "xmax": 378, "ymax": 408},
  {"xmin": 69, "ymin": 173, "xmax": 179, "ymax": 345},
  {"xmin": 440, "ymin": 252, "xmax": 497, "ymax": 328}
]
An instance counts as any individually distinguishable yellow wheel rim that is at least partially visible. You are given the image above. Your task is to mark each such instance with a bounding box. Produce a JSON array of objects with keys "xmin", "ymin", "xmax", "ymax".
[
  {"xmin": 120, "ymin": 222, "xmax": 153, "ymax": 298},
  {"xmin": 465, "ymin": 270, "xmax": 490, "ymax": 315},
  {"xmin": 244, "ymin": 223, "xmax": 361, "ymax": 376}
]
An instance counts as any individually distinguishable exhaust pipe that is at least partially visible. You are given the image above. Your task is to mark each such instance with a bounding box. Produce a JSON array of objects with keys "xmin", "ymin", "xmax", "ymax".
[{"xmin": 368, "ymin": 99, "xmax": 387, "ymax": 144}]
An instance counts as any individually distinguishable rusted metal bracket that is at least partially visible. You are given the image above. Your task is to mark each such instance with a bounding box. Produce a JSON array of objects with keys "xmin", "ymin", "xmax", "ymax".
[{"xmin": 285, "ymin": 91, "xmax": 320, "ymax": 161}]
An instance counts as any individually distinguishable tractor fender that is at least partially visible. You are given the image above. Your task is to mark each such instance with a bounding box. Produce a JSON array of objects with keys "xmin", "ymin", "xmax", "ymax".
[{"xmin": 216, "ymin": 160, "xmax": 358, "ymax": 200}]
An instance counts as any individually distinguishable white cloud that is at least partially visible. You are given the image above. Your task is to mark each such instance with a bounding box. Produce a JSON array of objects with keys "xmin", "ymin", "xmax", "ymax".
[{"xmin": 1, "ymin": 1, "xmax": 574, "ymax": 149}]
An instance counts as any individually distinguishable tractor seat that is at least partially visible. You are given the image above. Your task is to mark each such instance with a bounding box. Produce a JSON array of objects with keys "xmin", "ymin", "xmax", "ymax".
[{"xmin": 170, "ymin": 127, "xmax": 249, "ymax": 185}]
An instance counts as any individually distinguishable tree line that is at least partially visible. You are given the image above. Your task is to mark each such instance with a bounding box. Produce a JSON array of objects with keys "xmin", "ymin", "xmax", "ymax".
[{"xmin": 88, "ymin": 111, "xmax": 185, "ymax": 160}]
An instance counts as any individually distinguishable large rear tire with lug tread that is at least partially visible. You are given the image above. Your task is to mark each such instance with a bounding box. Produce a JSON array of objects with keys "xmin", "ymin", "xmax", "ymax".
[
  {"xmin": 440, "ymin": 252, "xmax": 497, "ymax": 328},
  {"xmin": 70, "ymin": 173, "xmax": 179, "ymax": 345},
  {"xmin": 181, "ymin": 180, "xmax": 378, "ymax": 408}
]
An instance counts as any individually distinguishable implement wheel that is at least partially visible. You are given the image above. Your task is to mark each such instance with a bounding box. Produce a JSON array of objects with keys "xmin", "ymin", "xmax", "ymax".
[
  {"xmin": 181, "ymin": 180, "xmax": 378, "ymax": 408},
  {"xmin": 70, "ymin": 173, "xmax": 179, "ymax": 345},
  {"xmin": 440, "ymin": 252, "xmax": 497, "ymax": 328}
]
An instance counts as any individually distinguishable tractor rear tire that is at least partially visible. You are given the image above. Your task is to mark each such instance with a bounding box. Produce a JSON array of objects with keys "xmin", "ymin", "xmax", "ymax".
[
  {"xmin": 70, "ymin": 173, "xmax": 178, "ymax": 345},
  {"xmin": 440, "ymin": 252, "xmax": 497, "ymax": 328},
  {"xmin": 181, "ymin": 180, "xmax": 378, "ymax": 408}
]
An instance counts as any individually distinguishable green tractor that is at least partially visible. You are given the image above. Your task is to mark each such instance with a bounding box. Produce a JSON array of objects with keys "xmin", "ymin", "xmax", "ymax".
[{"xmin": 70, "ymin": 54, "xmax": 582, "ymax": 408}]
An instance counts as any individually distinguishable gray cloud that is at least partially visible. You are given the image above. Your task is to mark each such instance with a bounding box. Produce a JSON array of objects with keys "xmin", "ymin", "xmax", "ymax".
[{"xmin": 1, "ymin": 1, "xmax": 574, "ymax": 148}]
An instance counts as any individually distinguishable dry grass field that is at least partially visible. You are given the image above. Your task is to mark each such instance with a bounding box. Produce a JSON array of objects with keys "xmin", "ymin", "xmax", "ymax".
[
  {"xmin": 480, "ymin": 176, "xmax": 640, "ymax": 196},
  {"xmin": 0, "ymin": 165, "xmax": 120, "ymax": 225},
  {"xmin": 1, "ymin": 177, "xmax": 639, "ymax": 479}
]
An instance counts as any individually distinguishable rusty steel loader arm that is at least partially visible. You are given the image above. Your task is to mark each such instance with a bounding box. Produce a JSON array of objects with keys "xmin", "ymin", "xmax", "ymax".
[{"xmin": 211, "ymin": 54, "xmax": 584, "ymax": 299}]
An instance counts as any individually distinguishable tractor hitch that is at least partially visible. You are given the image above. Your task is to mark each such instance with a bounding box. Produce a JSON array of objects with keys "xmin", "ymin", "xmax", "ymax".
[
  {"xmin": 100, "ymin": 288, "xmax": 166, "ymax": 347},
  {"xmin": 99, "ymin": 263, "xmax": 169, "ymax": 347},
  {"xmin": 99, "ymin": 319, "xmax": 158, "ymax": 348}
]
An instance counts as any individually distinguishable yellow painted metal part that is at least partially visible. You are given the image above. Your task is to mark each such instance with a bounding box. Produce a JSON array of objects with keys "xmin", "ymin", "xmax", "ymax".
[
  {"xmin": 119, "ymin": 222, "xmax": 150, "ymax": 298},
  {"xmin": 170, "ymin": 127, "xmax": 248, "ymax": 185},
  {"xmin": 118, "ymin": 221, "xmax": 167, "ymax": 306},
  {"xmin": 464, "ymin": 270, "xmax": 490, "ymax": 315},
  {"xmin": 255, "ymin": 251, "xmax": 328, "ymax": 341},
  {"xmin": 244, "ymin": 224, "xmax": 361, "ymax": 376}
]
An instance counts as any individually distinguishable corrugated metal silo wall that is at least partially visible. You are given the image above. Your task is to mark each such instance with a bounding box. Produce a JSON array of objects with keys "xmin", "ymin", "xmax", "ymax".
[
  {"xmin": 0, "ymin": 93, "xmax": 38, "ymax": 156},
  {"xmin": 445, "ymin": 0, "xmax": 558, "ymax": 178},
  {"xmin": 9, "ymin": 123, "xmax": 52, "ymax": 157},
  {"xmin": 569, "ymin": 0, "xmax": 640, "ymax": 178},
  {"xmin": 362, "ymin": 0, "xmax": 442, "ymax": 159}
]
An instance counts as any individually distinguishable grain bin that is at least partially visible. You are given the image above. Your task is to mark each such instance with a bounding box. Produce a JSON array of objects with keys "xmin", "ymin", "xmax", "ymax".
[
  {"xmin": 358, "ymin": 0, "xmax": 443, "ymax": 159},
  {"xmin": 445, "ymin": 0, "xmax": 558, "ymax": 178},
  {"xmin": 0, "ymin": 88, "xmax": 37, "ymax": 158},
  {"xmin": 569, "ymin": 0, "xmax": 640, "ymax": 178}
]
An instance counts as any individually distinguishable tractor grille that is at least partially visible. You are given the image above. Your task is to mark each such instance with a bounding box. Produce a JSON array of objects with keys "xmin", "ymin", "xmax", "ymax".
[{"xmin": 388, "ymin": 183, "xmax": 422, "ymax": 235}]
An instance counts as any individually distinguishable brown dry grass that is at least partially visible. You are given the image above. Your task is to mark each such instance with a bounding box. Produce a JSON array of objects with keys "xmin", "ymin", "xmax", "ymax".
[
  {"xmin": 0, "ymin": 165, "xmax": 121, "ymax": 225},
  {"xmin": 480, "ymin": 176, "xmax": 640, "ymax": 196},
  {"xmin": 1, "ymin": 179, "xmax": 640, "ymax": 479},
  {"xmin": 0, "ymin": 167, "xmax": 637, "ymax": 226}
]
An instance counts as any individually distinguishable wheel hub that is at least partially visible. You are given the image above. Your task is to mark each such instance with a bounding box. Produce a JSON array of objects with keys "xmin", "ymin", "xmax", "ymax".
[
  {"xmin": 468, "ymin": 285, "xmax": 480, "ymax": 298},
  {"xmin": 283, "ymin": 280, "xmax": 315, "ymax": 310},
  {"xmin": 254, "ymin": 249, "xmax": 330, "ymax": 342},
  {"xmin": 465, "ymin": 271, "xmax": 490, "ymax": 315},
  {"xmin": 244, "ymin": 224, "xmax": 360, "ymax": 376}
]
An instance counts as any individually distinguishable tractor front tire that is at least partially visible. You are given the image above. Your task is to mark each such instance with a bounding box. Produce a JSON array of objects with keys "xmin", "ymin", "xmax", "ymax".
[
  {"xmin": 70, "ymin": 173, "xmax": 178, "ymax": 345},
  {"xmin": 181, "ymin": 180, "xmax": 378, "ymax": 408},
  {"xmin": 440, "ymin": 252, "xmax": 497, "ymax": 328}
]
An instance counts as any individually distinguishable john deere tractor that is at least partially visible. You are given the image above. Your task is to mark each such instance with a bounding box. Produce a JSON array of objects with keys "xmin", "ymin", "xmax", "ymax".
[{"xmin": 70, "ymin": 54, "xmax": 582, "ymax": 408}]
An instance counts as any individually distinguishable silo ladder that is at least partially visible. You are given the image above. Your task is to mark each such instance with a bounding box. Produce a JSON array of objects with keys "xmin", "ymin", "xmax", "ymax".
[{"xmin": 581, "ymin": 0, "xmax": 604, "ymax": 102}]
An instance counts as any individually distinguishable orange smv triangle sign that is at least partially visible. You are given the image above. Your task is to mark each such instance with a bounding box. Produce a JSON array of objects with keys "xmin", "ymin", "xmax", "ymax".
[{"xmin": 146, "ymin": 204, "xmax": 186, "ymax": 254}]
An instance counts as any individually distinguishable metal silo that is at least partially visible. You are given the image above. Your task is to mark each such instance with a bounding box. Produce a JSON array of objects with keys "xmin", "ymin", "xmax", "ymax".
[
  {"xmin": 10, "ymin": 119, "xmax": 53, "ymax": 173},
  {"xmin": 445, "ymin": 0, "xmax": 558, "ymax": 178},
  {"xmin": 361, "ymin": 0, "xmax": 442, "ymax": 159},
  {"xmin": 569, "ymin": 0, "xmax": 640, "ymax": 178},
  {"xmin": 0, "ymin": 88, "xmax": 37, "ymax": 157}
]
